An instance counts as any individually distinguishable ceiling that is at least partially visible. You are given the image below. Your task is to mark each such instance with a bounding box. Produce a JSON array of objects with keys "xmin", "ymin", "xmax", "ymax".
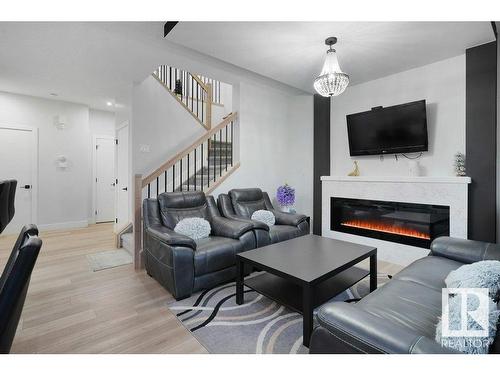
[
  {"xmin": 0, "ymin": 22, "xmax": 495, "ymax": 111},
  {"xmin": 167, "ymin": 22, "xmax": 495, "ymax": 92},
  {"xmin": 0, "ymin": 22, "xmax": 165, "ymax": 111}
]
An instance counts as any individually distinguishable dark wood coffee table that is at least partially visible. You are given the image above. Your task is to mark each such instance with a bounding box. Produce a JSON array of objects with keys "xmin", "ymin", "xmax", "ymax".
[{"xmin": 236, "ymin": 234, "xmax": 377, "ymax": 347}]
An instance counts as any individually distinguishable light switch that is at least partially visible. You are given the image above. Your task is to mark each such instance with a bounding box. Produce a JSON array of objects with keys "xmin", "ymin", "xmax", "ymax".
[{"xmin": 139, "ymin": 144, "xmax": 150, "ymax": 153}]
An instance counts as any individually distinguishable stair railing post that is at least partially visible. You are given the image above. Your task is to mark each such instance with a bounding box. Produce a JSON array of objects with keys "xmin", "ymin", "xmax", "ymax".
[
  {"xmin": 134, "ymin": 174, "xmax": 144, "ymax": 270},
  {"xmin": 206, "ymin": 83, "xmax": 212, "ymax": 129}
]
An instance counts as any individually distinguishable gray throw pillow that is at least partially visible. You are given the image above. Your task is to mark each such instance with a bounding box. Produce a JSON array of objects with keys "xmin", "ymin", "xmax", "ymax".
[
  {"xmin": 435, "ymin": 293, "xmax": 500, "ymax": 354},
  {"xmin": 445, "ymin": 260, "xmax": 500, "ymax": 301},
  {"xmin": 174, "ymin": 217, "xmax": 211, "ymax": 240},
  {"xmin": 251, "ymin": 210, "xmax": 275, "ymax": 227}
]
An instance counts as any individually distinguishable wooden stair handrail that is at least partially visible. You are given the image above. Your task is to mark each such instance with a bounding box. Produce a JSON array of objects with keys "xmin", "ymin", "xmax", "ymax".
[
  {"xmin": 142, "ymin": 111, "xmax": 238, "ymax": 188},
  {"xmin": 192, "ymin": 74, "xmax": 210, "ymax": 92}
]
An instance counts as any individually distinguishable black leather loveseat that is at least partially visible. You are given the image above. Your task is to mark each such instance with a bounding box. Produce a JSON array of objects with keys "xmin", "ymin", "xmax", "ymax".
[
  {"xmin": 310, "ymin": 237, "xmax": 500, "ymax": 354},
  {"xmin": 143, "ymin": 191, "xmax": 256, "ymax": 300},
  {"xmin": 218, "ymin": 188, "xmax": 310, "ymax": 246}
]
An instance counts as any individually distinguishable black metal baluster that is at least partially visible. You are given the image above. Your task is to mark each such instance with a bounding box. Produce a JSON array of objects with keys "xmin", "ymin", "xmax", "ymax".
[
  {"xmin": 156, "ymin": 177, "xmax": 159, "ymax": 197},
  {"xmin": 164, "ymin": 170, "xmax": 167, "ymax": 193},
  {"xmin": 201, "ymin": 143, "xmax": 204, "ymax": 190},
  {"xmin": 196, "ymin": 81, "xmax": 199, "ymax": 118},
  {"xmin": 219, "ymin": 129, "xmax": 222, "ymax": 176},
  {"xmin": 207, "ymin": 139, "xmax": 210, "ymax": 188},
  {"xmin": 187, "ymin": 153, "xmax": 190, "ymax": 191},
  {"xmin": 231, "ymin": 120, "xmax": 233, "ymax": 166},
  {"xmin": 194, "ymin": 148, "xmax": 197, "ymax": 191},
  {"xmin": 201, "ymin": 86, "xmax": 204, "ymax": 124},
  {"xmin": 225, "ymin": 125, "xmax": 228, "ymax": 171},
  {"xmin": 147, "ymin": 183, "xmax": 151, "ymax": 198},
  {"xmin": 173, "ymin": 164, "xmax": 175, "ymax": 192},
  {"xmin": 213, "ymin": 134, "xmax": 216, "ymax": 182},
  {"xmin": 169, "ymin": 67, "xmax": 172, "ymax": 90},
  {"xmin": 180, "ymin": 158, "xmax": 183, "ymax": 191}
]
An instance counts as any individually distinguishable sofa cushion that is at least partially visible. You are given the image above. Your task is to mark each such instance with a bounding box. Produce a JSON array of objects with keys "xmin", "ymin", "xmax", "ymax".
[
  {"xmin": 393, "ymin": 256, "xmax": 464, "ymax": 291},
  {"xmin": 194, "ymin": 236, "xmax": 241, "ymax": 276},
  {"xmin": 357, "ymin": 279, "xmax": 443, "ymax": 338},
  {"xmin": 158, "ymin": 191, "xmax": 210, "ymax": 229},
  {"xmin": 269, "ymin": 224, "xmax": 304, "ymax": 244},
  {"xmin": 229, "ymin": 188, "xmax": 267, "ymax": 218}
]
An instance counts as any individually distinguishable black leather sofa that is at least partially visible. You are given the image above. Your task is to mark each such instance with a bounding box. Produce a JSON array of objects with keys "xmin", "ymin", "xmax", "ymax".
[
  {"xmin": 218, "ymin": 188, "xmax": 310, "ymax": 246},
  {"xmin": 143, "ymin": 191, "xmax": 256, "ymax": 300},
  {"xmin": 310, "ymin": 236, "xmax": 500, "ymax": 354}
]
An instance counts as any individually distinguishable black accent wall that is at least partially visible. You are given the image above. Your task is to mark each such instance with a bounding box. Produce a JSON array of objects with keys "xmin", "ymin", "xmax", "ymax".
[
  {"xmin": 466, "ymin": 41, "xmax": 497, "ymax": 242},
  {"xmin": 313, "ymin": 95, "xmax": 331, "ymax": 235}
]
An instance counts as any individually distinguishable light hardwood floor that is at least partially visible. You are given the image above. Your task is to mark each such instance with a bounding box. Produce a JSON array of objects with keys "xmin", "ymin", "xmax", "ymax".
[
  {"xmin": 0, "ymin": 224, "xmax": 402, "ymax": 354},
  {"xmin": 0, "ymin": 223, "xmax": 207, "ymax": 354}
]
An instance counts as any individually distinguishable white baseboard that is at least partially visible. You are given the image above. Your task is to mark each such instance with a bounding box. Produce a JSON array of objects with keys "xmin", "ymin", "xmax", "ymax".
[{"xmin": 37, "ymin": 220, "xmax": 89, "ymax": 232}]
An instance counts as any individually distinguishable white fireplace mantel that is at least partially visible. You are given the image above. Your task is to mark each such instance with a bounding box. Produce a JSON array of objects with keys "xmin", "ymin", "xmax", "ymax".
[
  {"xmin": 321, "ymin": 175, "xmax": 471, "ymax": 266},
  {"xmin": 321, "ymin": 176, "xmax": 471, "ymax": 184}
]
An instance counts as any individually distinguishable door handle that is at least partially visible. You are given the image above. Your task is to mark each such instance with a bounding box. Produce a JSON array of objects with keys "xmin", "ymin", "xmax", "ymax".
[
  {"xmin": 122, "ymin": 187, "xmax": 128, "ymax": 191},
  {"xmin": 20, "ymin": 184, "xmax": 31, "ymax": 189}
]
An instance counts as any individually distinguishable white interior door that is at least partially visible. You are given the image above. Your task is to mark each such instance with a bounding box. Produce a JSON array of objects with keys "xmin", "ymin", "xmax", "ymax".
[
  {"xmin": 116, "ymin": 125, "xmax": 130, "ymax": 230},
  {"xmin": 0, "ymin": 126, "xmax": 36, "ymax": 235},
  {"xmin": 95, "ymin": 137, "xmax": 115, "ymax": 223}
]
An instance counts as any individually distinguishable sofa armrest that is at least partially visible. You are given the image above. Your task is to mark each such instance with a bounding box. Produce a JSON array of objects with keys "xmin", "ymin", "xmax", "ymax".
[
  {"xmin": 430, "ymin": 236, "xmax": 500, "ymax": 264},
  {"xmin": 311, "ymin": 302, "xmax": 458, "ymax": 354},
  {"xmin": 211, "ymin": 216, "xmax": 254, "ymax": 239},
  {"xmin": 146, "ymin": 224, "xmax": 197, "ymax": 250},
  {"xmin": 271, "ymin": 210, "xmax": 307, "ymax": 227}
]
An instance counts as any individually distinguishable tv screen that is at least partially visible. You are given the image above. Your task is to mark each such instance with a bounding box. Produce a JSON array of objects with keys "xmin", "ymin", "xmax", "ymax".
[{"xmin": 346, "ymin": 100, "xmax": 428, "ymax": 156}]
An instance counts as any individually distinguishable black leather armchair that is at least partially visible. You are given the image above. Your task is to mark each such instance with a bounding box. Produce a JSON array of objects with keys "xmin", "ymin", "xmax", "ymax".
[
  {"xmin": 218, "ymin": 188, "xmax": 310, "ymax": 246},
  {"xmin": 143, "ymin": 191, "xmax": 257, "ymax": 300},
  {"xmin": 310, "ymin": 236, "xmax": 500, "ymax": 354}
]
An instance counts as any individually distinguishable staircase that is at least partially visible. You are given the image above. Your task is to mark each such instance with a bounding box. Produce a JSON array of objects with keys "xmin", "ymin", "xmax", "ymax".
[
  {"xmin": 178, "ymin": 140, "xmax": 233, "ymax": 191},
  {"xmin": 152, "ymin": 65, "xmax": 218, "ymax": 130},
  {"xmin": 126, "ymin": 65, "xmax": 239, "ymax": 268}
]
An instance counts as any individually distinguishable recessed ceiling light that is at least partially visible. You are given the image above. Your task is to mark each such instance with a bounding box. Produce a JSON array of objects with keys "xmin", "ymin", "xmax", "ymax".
[
  {"xmin": 50, "ymin": 93, "xmax": 58, "ymax": 97},
  {"xmin": 106, "ymin": 101, "xmax": 113, "ymax": 106}
]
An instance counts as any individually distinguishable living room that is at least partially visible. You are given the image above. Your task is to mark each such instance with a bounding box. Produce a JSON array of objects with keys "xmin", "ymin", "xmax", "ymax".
[{"xmin": 1, "ymin": 2, "xmax": 500, "ymax": 374}]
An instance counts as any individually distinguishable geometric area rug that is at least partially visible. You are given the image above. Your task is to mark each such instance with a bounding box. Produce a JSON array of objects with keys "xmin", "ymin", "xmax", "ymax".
[{"xmin": 167, "ymin": 272, "xmax": 390, "ymax": 354}]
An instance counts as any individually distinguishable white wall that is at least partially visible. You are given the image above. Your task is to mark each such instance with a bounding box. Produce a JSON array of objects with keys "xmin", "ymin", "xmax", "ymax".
[
  {"xmin": 0, "ymin": 91, "xmax": 115, "ymax": 230},
  {"xmin": 132, "ymin": 76, "xmax": 207, "ymax": 176},
  {"xmin": 211, "ymin": 82, "xmax": 314, "ymax": 218},
  {"xmin": 90, "ymin": 109, "xmax": 115, "ymax": 136},
  {"xmin": 330, "ymin": 55, "xmax": 466, "ymax": 178}
]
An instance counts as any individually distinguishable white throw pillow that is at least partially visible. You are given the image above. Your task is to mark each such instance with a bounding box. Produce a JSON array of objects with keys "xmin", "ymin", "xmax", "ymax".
[
  {"xmin": 445, "ymin": 260, "xmax": 500, "ymax": 301},
  {"xmin": 251, "ymin": 210, "xmax": 275, "ymax": 227},
  {"xmin": 174, "ymin": 217, "xmax": 211, "ymax": 240}
]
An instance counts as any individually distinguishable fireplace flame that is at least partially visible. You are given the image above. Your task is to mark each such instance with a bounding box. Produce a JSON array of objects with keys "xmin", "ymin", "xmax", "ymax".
[{"xmin": 341, "ymin": 219, "xmax": 430, "ymax": 240}]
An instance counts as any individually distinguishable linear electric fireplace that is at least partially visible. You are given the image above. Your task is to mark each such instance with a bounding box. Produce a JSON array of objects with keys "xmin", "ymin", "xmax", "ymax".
[{"xmin": 331, "ymin": 197, "xmax": 450, "ymax": 248}]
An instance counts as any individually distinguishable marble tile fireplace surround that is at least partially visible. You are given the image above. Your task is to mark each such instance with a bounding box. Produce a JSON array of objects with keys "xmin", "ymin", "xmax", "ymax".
[{"xmin": 321, "ymin": 176, "xmax": 471, "ymax": 266}]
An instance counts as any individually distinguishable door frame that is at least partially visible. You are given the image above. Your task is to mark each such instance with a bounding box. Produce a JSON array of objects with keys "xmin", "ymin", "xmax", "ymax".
[
  {"xmin": 0, "ymin": 124, "xmax": 39, "ymax": 227},
  {"xmin": 115, "ymin": 121, "xmax": 130, "ymax": 232},
  {"xmin": 92, "ymin": 134, "xmax": 116, "ymax": 224}
]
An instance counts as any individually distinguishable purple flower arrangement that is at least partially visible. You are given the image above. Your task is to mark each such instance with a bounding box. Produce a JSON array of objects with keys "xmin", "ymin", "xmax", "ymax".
[{"xmin": 276, "ymin": 184, "xmax": 295, "ymax": 207}]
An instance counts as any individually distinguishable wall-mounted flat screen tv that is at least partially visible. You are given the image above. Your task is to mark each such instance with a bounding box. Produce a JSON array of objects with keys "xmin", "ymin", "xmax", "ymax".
[{"xmin": 346, "ymin": 100, "xmax": 428, "ymax": 156}]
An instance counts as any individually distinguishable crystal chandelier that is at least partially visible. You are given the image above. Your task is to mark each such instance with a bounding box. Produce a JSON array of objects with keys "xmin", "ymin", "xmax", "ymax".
[{"xmin": 314, "ymin": 37, "xmax": 349, "ymax": 97}]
